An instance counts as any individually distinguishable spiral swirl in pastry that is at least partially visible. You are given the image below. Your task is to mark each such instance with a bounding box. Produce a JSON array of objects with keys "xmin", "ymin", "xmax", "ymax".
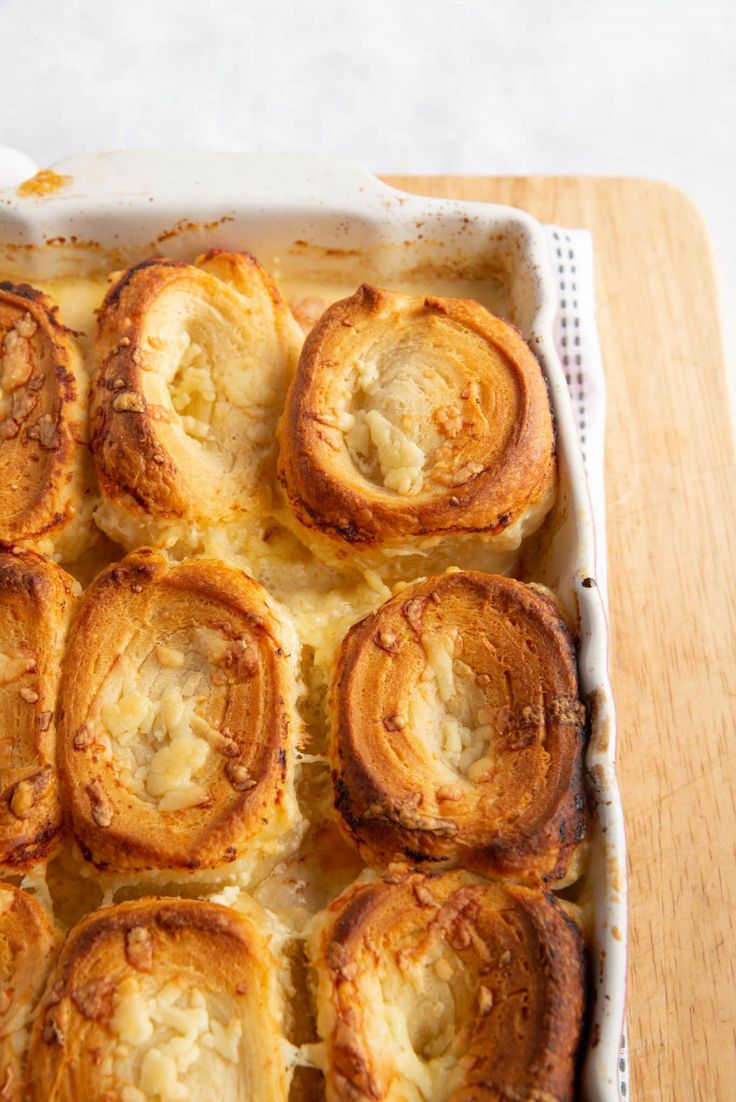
[
  {"xmin": 0, "ymin": 884, "xmax": 56, "ymax": 1102},
  {"xmin": 277, "ymin": 285, "xmax": 556, "ymax": 556},
  {"xmin": 0, "ymin": 283, "xmax": 91, "ymax": 559},
  {"xmin": 330, "ymin": 571, "xmax": 588, "ymax": 882},
  {"xmin": 0, "ymin": 549, "xmax": 75, "ymax": 871},
  {"xmin": 58, "ymin": 548, "xmax": 300, "ymax": 875},
  {"xmin": 27, "ymin": 896, "xmax": 290, "ymax": 1102},
  {"xmin": 308, "ymin": 868, "xmax": 585, "ymax": 1102},
  {"xmin": 90, "ymin": 250, "xmax": 302, "ymax": 551}
]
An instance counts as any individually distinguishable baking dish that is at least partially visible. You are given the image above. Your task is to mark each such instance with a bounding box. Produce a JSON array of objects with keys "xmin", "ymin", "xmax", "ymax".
[{"xmin": 0, "ymin": 151, "xmax": 627, "ymax": 1101}]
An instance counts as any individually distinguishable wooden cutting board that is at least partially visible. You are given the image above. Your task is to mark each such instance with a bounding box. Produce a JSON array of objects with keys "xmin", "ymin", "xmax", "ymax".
[{"xmin": 384, "ymin": 176, "xmax": 735, "ymax": 1101}]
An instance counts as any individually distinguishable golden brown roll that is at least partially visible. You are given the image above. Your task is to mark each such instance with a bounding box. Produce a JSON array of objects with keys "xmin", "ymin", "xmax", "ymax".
[
  {"xmin": 27, "ymin": 896, "xmax": 290, "ymax": 1102},
  {"xmin": 307, "ymin": 868, "xmax": 585, "ymax": 1102},
  {"xmin": 0, "ymin": 549, "xmax": 75, "ymax": 871},
  {"xmin": 90, "ymin": 250, "xmax": 303, "ymax": 552},
  {"xmin": 277, "ymin": 285, "xmax": 556, "ymax": 558},
  {"xmin": 330, "ymin": 571, "xmax": 588, "ymax": 882},
  {"xmin": 0, "ymin": 282, "xmax": 91, "ymax": 560},
  {"xmin": 0, "ymin": 883, "xmax": 57, "ymax": 1101},
  {"xmin": 58, "ymin": 547, "xmax": 301, "ymax": 876}
]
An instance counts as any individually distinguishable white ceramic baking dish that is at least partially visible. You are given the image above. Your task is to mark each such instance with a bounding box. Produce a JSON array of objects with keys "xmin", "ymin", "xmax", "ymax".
[{"xmin": 0, "ymin": 151, "xmax": 627, "ymax": 1102}]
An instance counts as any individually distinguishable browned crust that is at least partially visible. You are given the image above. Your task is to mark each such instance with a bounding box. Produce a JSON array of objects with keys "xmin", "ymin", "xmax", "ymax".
[
  {"xmin": 277, "ymin": 284, "xmax": 556, "ymax": 548},
  {"xmin": 330, "ymin": 572, "xmax": 588, "ymax": 882},
  {"xmin": 309, "ymin": 868, "xmax": 586, "ymax": 1102},
  {"xmin": 89, "ymin": 250, "xmax": 301, "ymax": 528},
  {"xmin": 35, "ymin": 895, "xmax": 254, "ymax": 986},
  {"xmin": 0, "ymin": 883, "xmax": 57, "ymax": 1102},
  {"xmin": 89, "ymin": 259, "xmax": 190, "ymax": 519},
  {"xmin": 197, "ymin": 246, "xmax": 289, "ymax": 308},
  {"xmin": 0, "ymin": 548, "xmax": 75, "ymax": 869},
  {"xmin": 0, "ymin": 283, "xmax": 88, "ymax": 549},
  {"xmin": 26, "ymin": 896, "xmax": 277, "ymax": 1102},
  {"xmin": 57, "ymin": 547, "xmax": 297, "ymax": 872}
]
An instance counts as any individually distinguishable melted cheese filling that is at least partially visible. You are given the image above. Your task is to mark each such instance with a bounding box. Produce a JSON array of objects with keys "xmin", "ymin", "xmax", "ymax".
[
  {"xmin": 98, "ymin": 628, "xmax": 229, "ymax": 810},
  {"xmin": 406, "ymin": 630, "xmax": 494, "ymax": 780},
  {"xmin": 350, "ymin": 941, "xmax": 474, "ymax": 1102},
  {"xmin": 342, "ymin": 336, "xmax": 451, "ymax": 498},
  {"xmin": 168, "ymin": 336, "xmax": 218, "ymax": 443},
  {"xmin": 112, "ymin": 976, "xmax": 242, "ymax": 1102},
  {"xmin": 0, "ymin": 650, "xmax": 34, "ymax": 685},
  {"xmin": 347, "ymin": 409, "xmax": 426, "ymax": 496}
]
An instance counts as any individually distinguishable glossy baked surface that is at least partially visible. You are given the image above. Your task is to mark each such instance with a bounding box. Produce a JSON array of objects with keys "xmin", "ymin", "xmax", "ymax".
[{"xmin": 0, "ymin": 882, "xmax": 56, "ymax": 1101}]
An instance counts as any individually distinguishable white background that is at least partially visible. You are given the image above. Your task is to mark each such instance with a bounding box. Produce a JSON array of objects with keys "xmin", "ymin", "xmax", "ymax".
[{"xmin": 0, "ymin": 0, "xmax": 733, "ymax": 412}]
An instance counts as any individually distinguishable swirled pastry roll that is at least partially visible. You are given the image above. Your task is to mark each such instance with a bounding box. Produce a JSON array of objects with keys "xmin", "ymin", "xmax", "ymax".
[
  {"xmin": 90, "ymin": 250, "xmax": 302, "ymax": 551},
  {"xmin": 58, "ymin": 548, "xmax": 301, "ymax": 876},
  {"xmin": 27, "ymin": 896, "xmax": 290, "ymax": 1102},
  {"xmin": 0, "ymin": 283, "xmax": 91, "ymax": 559},
  {"xmin": 308, "ymin": 868, "xmax": 585, "ymax": 1102},
  {"xmin": 0, "ymin": 884, "xmax": 57, "ymax": 1102},
  {"xmin": 277, "ymin": 285, "xmax": 556, "ymax": 556},
  {"xmin": 0, "ymin": 549, "xmax": 75, "ymax": 871},
  {"xmin": 330, "ymin": 572, "xmax": 588, "ymax": 882}
]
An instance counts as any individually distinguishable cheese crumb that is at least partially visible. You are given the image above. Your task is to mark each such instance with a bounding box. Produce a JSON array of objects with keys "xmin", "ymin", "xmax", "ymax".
[
  {"xmin": 156, "ymin": 645, "xmax": 185, "ymax": 669},
  {"xmin": 421, "ymin": 632, "xmax": 456, "ymax": 703},
  {"xmin": 434, "ymin": 957, "xmax": 454, "ymax": 982}
]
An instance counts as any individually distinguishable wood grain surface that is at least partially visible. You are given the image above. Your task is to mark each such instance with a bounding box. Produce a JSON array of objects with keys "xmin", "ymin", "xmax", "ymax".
[{"xmin": 383, "ymin": 176, "xmax": 736, "ymax": 1102}]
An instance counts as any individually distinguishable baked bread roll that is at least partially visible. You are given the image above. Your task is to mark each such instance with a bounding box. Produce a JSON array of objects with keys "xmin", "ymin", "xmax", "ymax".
[
  {"xmin": 277, "ymin": 285, "xmax": 556, "ymax": 561},
  {"xmin": 90, "ymin": 250, "xmax": 302, "ymax": 552},
  {"xmin": 330, "ymin": 571, "xmax": 588, "ymax": 882},
  {"xmin": 307, "ymin": 868, "xmax": 585, "ymax": 1102},
  {"xmin": 0, "ymin": 883, "xmax": 57, "ymax": 1102},
  {"xmin": 0, "ymin": 282, "xmax": 91, "ymax": 560},
  {"xmin": 58, "ymin": 548, "xmax": 301, "ymax": 877},
  {"xmin": 27, "ymin": 896, "xmax": 290, "ymax": 1102},
  {"xmin": 0, "ymin": 549, "xmax": 75, "ymax": 871}
]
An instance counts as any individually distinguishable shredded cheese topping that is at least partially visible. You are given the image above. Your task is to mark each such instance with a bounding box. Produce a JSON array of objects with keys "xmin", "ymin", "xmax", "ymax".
[
  {"xmin": 97, "ymin": 627, "xmax": 234, "ymax": 811},
  {"xmin": 112, "ymin": 976, "xmax": 242, "ymax": 1102}
]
